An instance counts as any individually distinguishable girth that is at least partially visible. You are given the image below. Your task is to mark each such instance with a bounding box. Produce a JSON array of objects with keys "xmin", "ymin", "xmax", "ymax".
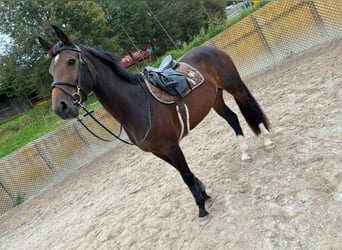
[{"xmin": 143, "ymin": 56, "xmax": 205, "ymax": 139}]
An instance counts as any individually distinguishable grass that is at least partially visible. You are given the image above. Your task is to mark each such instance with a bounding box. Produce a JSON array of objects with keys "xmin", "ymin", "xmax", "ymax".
[
  {"xmin": 13, "ymin": 195, "xmax": 24, "ymax": 207},
  {"xmin": 0, "ymin": 1, "xmax": 269, "ymax": 158},
  {"xmin": 0, "ymin": 94, "xmax": 99, "ymax": 158},
  {"xmin": 0, "ymin": 101, "xmax": 67, "ymax": 158}
]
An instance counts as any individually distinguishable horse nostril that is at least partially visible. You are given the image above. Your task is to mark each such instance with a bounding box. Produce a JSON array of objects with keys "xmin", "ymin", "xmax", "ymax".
[
  {"xmin": 58, "ymin": 100, "xmax": 68, "ymax": 113},
  {"xmin": 54, "ymin": 100, "xmax": 78, "ymax": 119}
]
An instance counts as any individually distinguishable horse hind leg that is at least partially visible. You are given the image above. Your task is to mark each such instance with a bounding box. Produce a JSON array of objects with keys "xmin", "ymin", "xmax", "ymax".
[
  {"xmin": 213, "ymin": 89, "xmax": 251, "ymax": 161},
  {"xmin": 259, "ymin": 123, "xmax": 274, "ymax": 149},
  {"xmin": 233, "ymin": 83, "xmax": 274, "ymax": 149}
]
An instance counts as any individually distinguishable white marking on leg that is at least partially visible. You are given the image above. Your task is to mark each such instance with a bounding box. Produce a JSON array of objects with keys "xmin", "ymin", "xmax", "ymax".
[
  {"xmin": 258, "ymin": 123, "xmax": 274, "ymax": 148},
  {"xmin": 237, "ymin": 135, "xmax": 251, "ymax": 161}
]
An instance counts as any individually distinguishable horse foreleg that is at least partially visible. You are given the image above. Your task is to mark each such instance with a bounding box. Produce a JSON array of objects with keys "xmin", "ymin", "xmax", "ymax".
[
  {"xmin": 194, "ymin": 177, "xmax": 211, "ymax": 201},
  {"xmin": 153, "ymin": 148, "xmax": 209, "ymax": 218}
]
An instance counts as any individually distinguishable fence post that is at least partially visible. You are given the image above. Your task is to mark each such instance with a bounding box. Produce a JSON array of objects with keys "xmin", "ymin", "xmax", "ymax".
[
  {"xmin": 307, "ymin": 1, "xmax": 326, "ymax": 36},
  {"xmin": 0, "ymin": 180, "xmax": 13, "ymax": 201},
  {"xmin": 73, "ymin": 122, "xmax": 93, "ymax": 152},
  {"xmin": 250, "ymin": 14, "xmax": 273, "ymax": 58},
  {"xmin": 33, "ymin": 142, "xmax": 58, "ymax": 176}
]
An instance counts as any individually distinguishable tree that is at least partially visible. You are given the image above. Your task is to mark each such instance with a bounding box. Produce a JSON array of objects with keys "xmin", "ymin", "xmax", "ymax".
[
  {"xmin": 96, "ymin": 1, "xmax": 154, "ymax": 54},
  {"xmin": 0, "ymin": 0, "xmax": 117, "ymax": 98},
  {"xmin": 131, "ymin": 0, "xmax": 226, "ymax": 56},
  {"xmin": 0, "ymin": 0, "xmax": 227, "ymax": 98}
]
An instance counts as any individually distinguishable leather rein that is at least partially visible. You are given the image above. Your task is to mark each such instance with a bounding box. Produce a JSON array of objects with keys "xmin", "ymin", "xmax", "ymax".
[{"xmin": 51, "ymin": 45, "xmax": 136, "ymax": 145}]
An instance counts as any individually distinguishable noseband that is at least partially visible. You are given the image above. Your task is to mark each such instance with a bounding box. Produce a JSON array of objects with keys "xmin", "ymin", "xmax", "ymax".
[{"xmin": 51, "ymin": 45, "xmax": 90, "ymax": 105}]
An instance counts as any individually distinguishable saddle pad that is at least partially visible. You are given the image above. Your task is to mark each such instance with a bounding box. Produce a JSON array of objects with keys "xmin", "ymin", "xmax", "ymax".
[{"xmin": 144, "ymin": 62, "xmax": 204, "ymax": 104}]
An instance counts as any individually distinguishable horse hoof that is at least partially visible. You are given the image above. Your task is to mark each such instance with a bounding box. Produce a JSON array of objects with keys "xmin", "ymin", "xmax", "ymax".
[
  {"xmin": 264, "ymin": 139, "xmax": 274, "ymax": 150},
  {"xmin": 242, "ymin": 153, "xmax": 251, "ymax": 161},
  {"xmin": 198, "ymin": 215, "xmax": 210, "ymax": 226},
  {"xmin": 199, "ymin": 207, "xmax": 209, "ymax": 218}
]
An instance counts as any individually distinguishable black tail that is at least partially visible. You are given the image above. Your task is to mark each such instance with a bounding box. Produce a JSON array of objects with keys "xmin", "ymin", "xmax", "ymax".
[{"xmin": 234, "ymin": 83, "xmax": 270, "ymax": 135}]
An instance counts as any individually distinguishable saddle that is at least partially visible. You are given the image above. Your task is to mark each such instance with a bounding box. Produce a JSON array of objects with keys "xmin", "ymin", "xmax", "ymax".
[
  {"xmin": 142, "ymin": 56, "xmax": 205, "ymax": 140},
  {"xmin": 144, "ymin": 55, "xmax": 190, "ymax": 97}
]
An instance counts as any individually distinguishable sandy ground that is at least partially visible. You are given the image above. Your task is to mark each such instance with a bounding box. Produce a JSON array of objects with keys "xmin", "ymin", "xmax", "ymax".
[{"xmin": 0, "ymin": 38, "xmax": 341, "ymax": 250}]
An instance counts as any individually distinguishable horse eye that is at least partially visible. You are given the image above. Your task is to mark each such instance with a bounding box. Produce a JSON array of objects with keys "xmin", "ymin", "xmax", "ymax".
[{"xmin": 68, "ymin": 59, "xmax": 76, "ymax": 66}]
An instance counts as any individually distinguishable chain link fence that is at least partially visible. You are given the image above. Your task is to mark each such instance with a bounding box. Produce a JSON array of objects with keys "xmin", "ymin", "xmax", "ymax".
[
  {"xmin": 1, "ymin": 0, "xmax": 341, "ymax": 216},
  {"xmin": 204, "ymin": 1, "xmax": 342, "ymax": 77},
  {"xmin": 0, "ymin": 107, "xmax": 122, "ymax": 214}
]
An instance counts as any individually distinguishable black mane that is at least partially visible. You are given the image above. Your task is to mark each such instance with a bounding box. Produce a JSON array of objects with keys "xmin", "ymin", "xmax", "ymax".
[{"xmin": 82, "ymin": 45, "xmax": 143, "ymax": 84}]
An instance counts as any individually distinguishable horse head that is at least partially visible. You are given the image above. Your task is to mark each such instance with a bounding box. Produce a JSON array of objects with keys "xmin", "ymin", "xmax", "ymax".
[{"xmin": 38, "ymin": 26, "xmax": 95, "ymax": 119}]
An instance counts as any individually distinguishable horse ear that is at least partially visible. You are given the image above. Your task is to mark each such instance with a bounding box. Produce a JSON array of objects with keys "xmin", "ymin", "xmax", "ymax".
[
  {"xmin": 52, "ymin": 25, "xmax": 72, "ymax": 46},
  {"xmin": 38, "ymin": 36, "xmax": 53, "ymax": 52}
]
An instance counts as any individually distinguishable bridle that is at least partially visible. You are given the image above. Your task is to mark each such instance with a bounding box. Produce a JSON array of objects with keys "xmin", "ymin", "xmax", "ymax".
[
  {"xmin": 50, "ymin": 44, "xmax": 135, "ymax": 145},
  {"xmin": 51, "ymin": 45, "xmax": 90, "ymax": 106}
]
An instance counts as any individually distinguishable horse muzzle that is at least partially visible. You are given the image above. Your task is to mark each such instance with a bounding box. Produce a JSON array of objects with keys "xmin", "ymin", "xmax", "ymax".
[{"xmin": 53, "ymin": 99, "xmax": 79, "ymax": 119}]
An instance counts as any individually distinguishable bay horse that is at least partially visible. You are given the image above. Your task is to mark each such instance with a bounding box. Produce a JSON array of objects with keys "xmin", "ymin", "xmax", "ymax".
[{"xmin": 38, "ymin": 26, "xmax": 272, "ymax": 220}]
